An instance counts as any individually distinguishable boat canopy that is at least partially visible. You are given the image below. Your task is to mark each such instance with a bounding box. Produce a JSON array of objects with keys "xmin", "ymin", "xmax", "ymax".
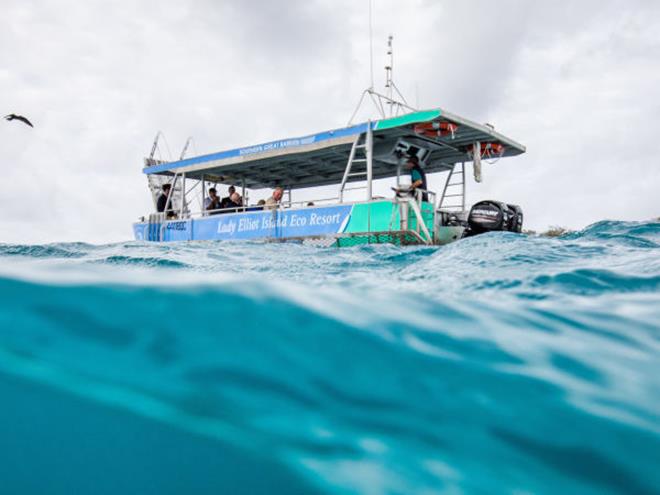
[{"xmin": 143, "ymin": 108, "xmax": 525, "ymax": 190}]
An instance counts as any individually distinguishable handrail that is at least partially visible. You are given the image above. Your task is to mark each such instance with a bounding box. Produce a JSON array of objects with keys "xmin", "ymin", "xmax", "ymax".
[
  {"xmin": 287, "ymin": 197, "xmax": 340, "ymax": 208},
  {"xmin": 407, "ymin": 198, "xmax": 433, "ymax": 245},
  {"xmin": 137, "ymin": 190, "xmax": 440, "ymax": 222}
]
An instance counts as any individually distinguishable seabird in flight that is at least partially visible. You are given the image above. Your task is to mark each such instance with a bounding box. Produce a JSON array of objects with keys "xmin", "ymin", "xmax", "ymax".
[{"xmin": 4, "ymin": 114, "xmax": 34, "ymax": 128}]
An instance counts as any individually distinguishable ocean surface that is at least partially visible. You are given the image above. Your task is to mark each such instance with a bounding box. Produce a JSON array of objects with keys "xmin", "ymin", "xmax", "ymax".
[{"xmin": 0, "ymin": 220, "xmax": 658, "ymax": 495}]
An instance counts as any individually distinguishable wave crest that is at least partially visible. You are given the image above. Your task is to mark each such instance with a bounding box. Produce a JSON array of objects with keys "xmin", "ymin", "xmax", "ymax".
[{"xmin": 0, "ymin": 220, "xmax": 659, "ymax": 494}]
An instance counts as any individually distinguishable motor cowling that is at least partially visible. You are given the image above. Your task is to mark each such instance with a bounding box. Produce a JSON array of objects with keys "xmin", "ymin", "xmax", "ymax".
[
  {"xmin": 465, "ymin": 200, "xmax": 524, "ymax": 236},
  {"xmin": 506, "ymin": 204, "xmax": 524, "ymax": 233}
]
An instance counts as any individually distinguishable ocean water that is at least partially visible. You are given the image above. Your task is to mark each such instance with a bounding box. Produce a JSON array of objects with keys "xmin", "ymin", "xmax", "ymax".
[{"xmin": 0, "ymin": 220, "xmax": 658, "ymax": 495}]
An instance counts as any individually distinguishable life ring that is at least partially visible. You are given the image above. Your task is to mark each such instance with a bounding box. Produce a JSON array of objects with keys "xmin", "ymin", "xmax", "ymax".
[
  {"xmin": 413, "ymin": 121, "xmax": 458, "ymax": 139},
  {"xmin": 467, "ymin": 142, "xmax": 506, "ymax": 157},
  {"xmin": 482, "ymin": 142, "xmax": 505, "ymax": 156}
]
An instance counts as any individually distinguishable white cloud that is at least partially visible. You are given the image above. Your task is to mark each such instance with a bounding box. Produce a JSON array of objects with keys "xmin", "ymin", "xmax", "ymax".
[{"xmin": 0, "ymin": 0, "xmax": 658, "ymax": 243}]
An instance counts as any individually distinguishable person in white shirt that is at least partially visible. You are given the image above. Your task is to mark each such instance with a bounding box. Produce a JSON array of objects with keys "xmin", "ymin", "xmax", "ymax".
[
  {"xmin": 204, "ymin": 188, "xmax": 221, "ymax": 215},
  {"xmin": 265, "ymin": 187, "xmax": 283, "ymax": 210}
]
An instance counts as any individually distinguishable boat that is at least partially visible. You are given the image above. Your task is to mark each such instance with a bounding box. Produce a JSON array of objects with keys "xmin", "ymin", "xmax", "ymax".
[
  {"xmin": 133, "ymin": 106, "xmax": 525, "ymax": 247},
  {"xmin": 134, "ymin": 34, "xmax": 525, "ymax": 247}
]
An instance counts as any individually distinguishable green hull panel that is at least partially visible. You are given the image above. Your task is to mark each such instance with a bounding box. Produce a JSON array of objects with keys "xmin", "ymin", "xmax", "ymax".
[
  {"xmin": 344, "ymin": 201, "xmax": 400, "ymax": 233},
  {"xmin": 337, "ymin": 200, "xmax": 435, "ymax": 246}
]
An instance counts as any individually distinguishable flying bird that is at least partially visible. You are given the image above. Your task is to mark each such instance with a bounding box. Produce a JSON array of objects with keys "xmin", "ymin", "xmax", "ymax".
[{"xmin": 4, "ymin": 114, "xmax": 34, "ymax": 128}]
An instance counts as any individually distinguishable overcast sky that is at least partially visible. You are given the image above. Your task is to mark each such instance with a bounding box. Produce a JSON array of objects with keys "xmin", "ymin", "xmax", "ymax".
[{"xmin": 1, "ymin": 0, "xmax": 658, "ymax": 243}]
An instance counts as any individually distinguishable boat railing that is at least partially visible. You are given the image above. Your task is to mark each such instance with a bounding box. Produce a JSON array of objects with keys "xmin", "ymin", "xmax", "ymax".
[
  {"xmin": 396, "ymin": 188, "xmax": 436, "ymax": 244},
  {"xmin": 413, "ymin": 188, "xmax": 437, "ymax": 206},
  {"xmin": 139, "ymin": 189, "xmax": 438, "ymax": 228},
  {"xmin": 171, "ymin": 196, "xmax": 364, "ymax": 220},
  {"xmin": 285, "ymin": 196, "xmax": 341, "ymax": 208}
]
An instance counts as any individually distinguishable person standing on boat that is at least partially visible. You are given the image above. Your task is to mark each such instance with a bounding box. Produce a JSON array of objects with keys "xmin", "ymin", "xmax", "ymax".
[
  {"xmin": 405, "ymin": 155, "xmax": 428, "ymax": 202},
  {"xmin": 204, "ymin": 187, "xmax": 221, "ymax": 215},
  {"xmin": 156, "ymin": 184, "xmax": 174, "ymax": 215},
  {"xmin": 265, "ymin": 187, "xmax": 283, "ymax": 210}
]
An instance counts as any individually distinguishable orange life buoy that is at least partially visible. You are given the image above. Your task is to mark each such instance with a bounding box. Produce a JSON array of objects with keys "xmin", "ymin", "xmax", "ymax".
[
  {"xmin": 467, "ymin": 142, "xmax": 506, "ymax": 157},
  {"xmin": 413, "ymin": 121, "xmax": 458, "ymax": 139},
  {"xmin": 482, "ymin": 142, "xmax": 505, "ymax": 156}
]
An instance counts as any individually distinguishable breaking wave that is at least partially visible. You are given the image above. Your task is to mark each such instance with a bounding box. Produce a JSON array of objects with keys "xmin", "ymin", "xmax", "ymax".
[{"xmin": 0, "ymin": 220, "xmax": 658, "ymax": 494}]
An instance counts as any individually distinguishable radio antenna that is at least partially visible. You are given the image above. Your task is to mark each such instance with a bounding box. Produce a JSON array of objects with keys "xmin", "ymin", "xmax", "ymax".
[
  {"xmin": 385, "ymin": 35, "xmax": 393, "ymax": 115},
  {"xmin": 369, "ymin": 0, "xmax": 374, "ymax": 90},
  {"xmin": 348, "ymin": 5, "xmax": 417, "ymax": 125}
]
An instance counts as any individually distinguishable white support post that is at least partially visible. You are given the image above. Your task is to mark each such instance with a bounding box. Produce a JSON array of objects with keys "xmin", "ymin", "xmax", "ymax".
[
  {"xmin": 164, "ymin": 172, "xmax": 179, "ymax": 218},
  {"xmin": 461, "ymin": 161, "xmax": 466, "ymax": 212},
  {"xmin": 180, "ymin": 172, "xmax": 186, "ymax": 217},
  {"xmin": 201, "ymin": 175, "xmax": 206, "ymax": 215},
  {"xmin": 366, "ymin": 120, "xmax": 373, "ymax": 201}
]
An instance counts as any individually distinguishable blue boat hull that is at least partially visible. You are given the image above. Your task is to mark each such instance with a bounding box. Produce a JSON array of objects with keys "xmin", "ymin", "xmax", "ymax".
[
  {"xmin": 133, "ymin": 201, "xmax": 455, "ymax": 246},
  {"xmin": 134, "ymin": 205, "xmax": 353, "ymax": 243}
]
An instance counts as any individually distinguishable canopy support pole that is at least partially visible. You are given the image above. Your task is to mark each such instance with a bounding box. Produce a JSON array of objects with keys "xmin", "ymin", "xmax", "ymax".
[
  {"xmin": 366, "ymin": 120, "xmax": 373, "ymax": 201},
  {"xmin": 180, "ymin": 172, "xmax": 186, "ymax": 218},
  {"xmin": 201, "ymin": 175, "xmax": 205, "ymax": 215},
  {"xmin": 462, "ymin": 161, "xmax": 466, "ymax": 212},
  {"xmin": 165, "ymin": 172, "xmax": 179, "ymax": 218}
]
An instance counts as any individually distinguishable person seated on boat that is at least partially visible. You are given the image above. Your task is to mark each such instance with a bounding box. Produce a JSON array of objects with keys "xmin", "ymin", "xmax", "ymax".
[
  {"xmin": 204, "ymin": 187, "xmax": 221, "ymax": 215},
  {"xmin": 220, "ymin": 186, "xmax": 236, "ymax": 209},
  {"xmin": 219, "ymin": 192, "xmax": 242, "ymax": 213},
  {"xmin": 246, "ymin": 199, "xmax": 266, "ymax": 212},
  {"xmin": 265, "ymin": 187, "xmax": 283, "ymax": 210},
  {"xmin": 230, "ymin": 192, "xmax": 243, "ymax": 211},
  {"xmin": 156, "ymin": 184, "xmax": 174, "ymax": 216},
  {"xmin": 404, "ymin": 155, "xmax": 428, "ymax": 202},
  {"xmin": 245, "ymin": 199, "xmax": 265, "ymax": 212}
]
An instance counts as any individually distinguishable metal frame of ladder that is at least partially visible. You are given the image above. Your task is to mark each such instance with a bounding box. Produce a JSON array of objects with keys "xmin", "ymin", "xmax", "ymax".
[
  {"xmin": 339, "ymin": 121, "xmax": 373, "ymax": 202},
  {"xmin": 387, "ymin": 195, "xmax": 433, "ymax": 245},
  {"xmin": 439, "ymin": 161, "xmax": 466, "ymax": 212}
]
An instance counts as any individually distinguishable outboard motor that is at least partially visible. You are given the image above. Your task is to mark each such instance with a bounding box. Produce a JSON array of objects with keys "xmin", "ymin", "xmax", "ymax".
[
  {"xmin": 465, "ymin": 200, "xmax": 524, "ymax": 237},
  {"xmin": 506, "ymin": 204, "xmax": 524, "ymax": 233}
]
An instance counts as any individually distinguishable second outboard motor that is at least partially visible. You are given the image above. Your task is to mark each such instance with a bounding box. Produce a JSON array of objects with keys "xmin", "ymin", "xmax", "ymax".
[
  {"xmin": 506, "ymin": 204, "xmax": 524, "ymax": 233},
  {"xmin": 465, "ymin": 200, "xmax": 524, "ymax": 236}
]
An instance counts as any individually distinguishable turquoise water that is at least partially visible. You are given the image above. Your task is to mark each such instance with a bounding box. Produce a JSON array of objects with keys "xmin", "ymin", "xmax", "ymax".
[{"xmin": 0, "ymin": 220, "xmax": 658, "ymax": 494}]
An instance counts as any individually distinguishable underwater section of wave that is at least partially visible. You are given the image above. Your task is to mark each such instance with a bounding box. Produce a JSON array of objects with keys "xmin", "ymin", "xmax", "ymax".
[{"xmin": 0, "ymin": 219, "xmax": 658, "ymax": 495}]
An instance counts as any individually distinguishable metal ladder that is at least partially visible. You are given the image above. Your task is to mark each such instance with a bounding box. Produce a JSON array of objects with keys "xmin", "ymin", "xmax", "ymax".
[
  {"xmin": 439, "ymin": 162, "xmax": 466, "ymax": 212},
  {"xmin": 388, "ymin": 196, "xmax": 433, "ymax": 245},
  {"xmin": 339, "ymin": 125, "xmax": 373, "ymax": 202}
]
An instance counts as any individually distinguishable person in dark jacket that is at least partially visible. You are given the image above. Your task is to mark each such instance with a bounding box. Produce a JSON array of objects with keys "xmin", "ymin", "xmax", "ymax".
[
  {"xmin": 405, "ymin": 155, "xmax": 428, "ymax": 202},
  {"xmin": 220, "ymin": 192, "xmax": 243, "ymax": 213},
  {"xmin": 156, "ymin": 184, "xmax": 173, "ymax": 214},
  {"xmin": 220, "ymin": 186, "xmax": 236, "ymax": 209}
]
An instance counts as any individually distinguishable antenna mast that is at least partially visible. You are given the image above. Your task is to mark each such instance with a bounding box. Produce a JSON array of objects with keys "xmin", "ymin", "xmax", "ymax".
[
  {"xmin": 348, "ymin": 4, "xmax": 416, "ymax": 125},
  {"xmin": 385, "ymin": 35, "xmax": 394, "ymax": 115},
  {"xmin": 369, "ymin": 0, "xmax": 374, "ymax": 90}
]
